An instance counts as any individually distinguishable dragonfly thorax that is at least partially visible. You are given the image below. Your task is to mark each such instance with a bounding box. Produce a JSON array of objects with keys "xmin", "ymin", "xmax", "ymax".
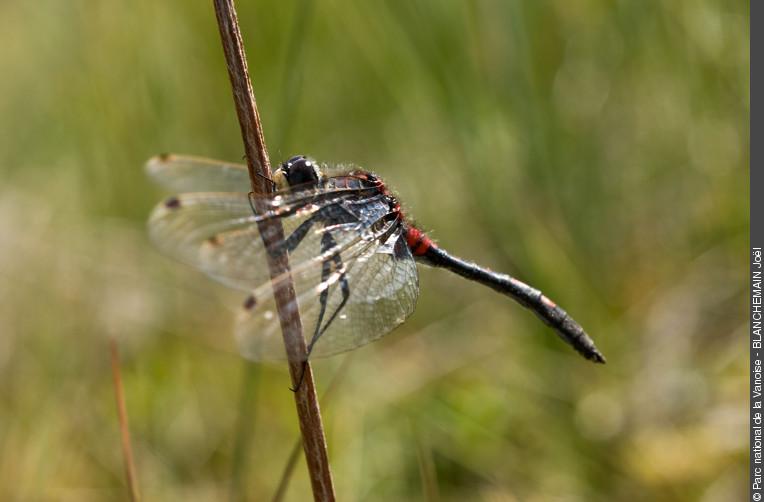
[{"xmin": 274, "ymin": 155, "xmax": 326, "ymax": 190}]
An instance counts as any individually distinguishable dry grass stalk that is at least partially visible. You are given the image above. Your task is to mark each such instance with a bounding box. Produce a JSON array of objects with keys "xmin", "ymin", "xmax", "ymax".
[
  {"xmin": 211, "ymin": 1, "xmax": 335, "ymax": 499},
  {"xmin": 109, "ymin": 338, "xmax": 141, "ymax": 502}
]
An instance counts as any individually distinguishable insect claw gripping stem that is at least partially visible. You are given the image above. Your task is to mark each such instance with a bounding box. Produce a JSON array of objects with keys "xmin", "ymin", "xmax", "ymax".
[
  {"xmin": 289, "ymin": 336, "xmax": 319, "ymax": 392},
  {"xmin": 290, "ymin": 361, "xmax": 309, "ymax": 393},
  {"xmin": 290, "ymin": 333, "xmax": 328, "ymax": 392}
]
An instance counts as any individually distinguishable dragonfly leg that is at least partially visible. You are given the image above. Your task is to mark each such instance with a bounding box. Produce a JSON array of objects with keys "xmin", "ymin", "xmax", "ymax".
[
  {"xmin": 290, "ymin": 233, "xmax": 351, "ymax": 393},
  {"xmin": 309, "ymin": 259, "xmax": 350, "ymax": 355},
  {"xmin": 272, "ymin": 214, "xmax": 319, "ymax": 256},
  {"xmin": 307, "ymin": 233, "xmax": 351, "ymax": 356},
  {"xmin": 274, "ymin": 204, "xmax": 359, "ymax": 256},
  {"xmin": 309, "ymin": 235, "xmax": 335, "ymax": 350}
]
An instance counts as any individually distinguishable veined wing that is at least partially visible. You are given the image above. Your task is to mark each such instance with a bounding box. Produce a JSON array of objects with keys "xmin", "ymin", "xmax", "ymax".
[
  {"xmin": 146, "ymin": 154, "xmax": 251, "ymax": 193},
  {"xmin": 148, "ymin": 191, "xmax": 394, "ymax": 291},
  {"xmin": 235, "ymin": 229, "xmax": 419, "ymax": 361},
  {"xmin": 147, "ymin": 154, "xmax": 371, "ymax": 196}
]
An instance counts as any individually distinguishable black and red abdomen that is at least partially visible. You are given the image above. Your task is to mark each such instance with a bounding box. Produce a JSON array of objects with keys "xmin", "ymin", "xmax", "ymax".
[{"xmin": 405, "ymin": 226, "xmax": 434, "ymax": 256}]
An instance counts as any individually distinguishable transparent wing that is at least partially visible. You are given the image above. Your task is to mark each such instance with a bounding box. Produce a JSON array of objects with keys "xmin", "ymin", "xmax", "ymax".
[
  {"xmin": 146, "ymin": 154, "xmax": 251, "ymax": 193},
  {"xmin": 235, "ymin": 230, "xmax": 419, "ymax": 361},
  {"xmin": 148, "ymin": 191, "xmax": 394, "ymax": 291},
  {"xmin": 146, "ymin": 154, "xmax": 364, "ymax": 195}
]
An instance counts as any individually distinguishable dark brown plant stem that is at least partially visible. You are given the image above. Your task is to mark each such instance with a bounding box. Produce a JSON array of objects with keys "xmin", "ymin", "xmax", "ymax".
[
  {"xmin": 211, "ymin": 1, "xmax": 336, "ymax": 500},
  {"xmin": 109, "ymin": 338, "xmax": 141, "ymax": 502},
  {"xmin": 271, "ymin": 356, "xmax": 353, "ymax": 502}
]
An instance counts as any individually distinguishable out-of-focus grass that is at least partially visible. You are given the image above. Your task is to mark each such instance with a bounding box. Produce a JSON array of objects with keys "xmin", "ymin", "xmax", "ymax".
[{"xmin": 0, "ymin": 1, "xmax": 747, "ymax": 500}]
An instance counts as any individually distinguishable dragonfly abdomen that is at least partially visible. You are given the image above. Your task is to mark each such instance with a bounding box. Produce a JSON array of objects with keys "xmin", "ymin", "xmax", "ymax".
[{"xmin": 417, "ymin": 242, "xmax": 606, "ymax": 363}]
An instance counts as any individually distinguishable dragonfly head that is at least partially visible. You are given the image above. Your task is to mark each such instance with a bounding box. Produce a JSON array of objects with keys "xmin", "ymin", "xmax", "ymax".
[{"xmin": 274, "ymin": 155, "xmax": 324, "ymax": 190}]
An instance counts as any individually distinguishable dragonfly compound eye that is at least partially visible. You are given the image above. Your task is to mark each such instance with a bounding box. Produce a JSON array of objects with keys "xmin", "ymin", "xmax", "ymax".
[
  {"xmin": 279, "ymin": 155, "xmax": 322, "ymax": 188},
  {"xmin": 284, "ymin": 155, "xmax": 307, "ymax": 167}
]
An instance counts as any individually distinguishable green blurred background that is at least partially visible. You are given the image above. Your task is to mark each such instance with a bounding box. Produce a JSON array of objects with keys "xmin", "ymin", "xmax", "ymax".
[{"xmin": 0, "ymin": 1, "xmax": 748, "ymax": 500}]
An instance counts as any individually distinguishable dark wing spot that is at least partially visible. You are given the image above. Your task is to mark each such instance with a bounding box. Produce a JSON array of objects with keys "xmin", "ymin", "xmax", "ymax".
[
  {"xmin": 206, "ymin": 235, "xmax": 223, "ymax": 247},
  {"xmin": 243, "ymin": 295, "xmax": 257, "ymax": 310},
  {"xmin": 164, "ymin": 196, "xmax": 181, "ymax": 209}
]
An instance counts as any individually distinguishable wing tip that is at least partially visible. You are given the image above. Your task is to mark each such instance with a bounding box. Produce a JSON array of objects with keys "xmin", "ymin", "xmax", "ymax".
[
  {"xmin": 146, "ymin": 152, "xmax": 174, "ymax": 169},
  {"xmin": 145, "ymin": 153, "xmax": 176, "ymax": 183}
]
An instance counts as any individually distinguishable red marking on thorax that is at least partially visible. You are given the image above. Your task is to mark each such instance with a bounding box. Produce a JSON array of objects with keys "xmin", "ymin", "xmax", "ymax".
[{"xmin": 405, "ymin": 227, "xmax": 433, "ymax": 256}]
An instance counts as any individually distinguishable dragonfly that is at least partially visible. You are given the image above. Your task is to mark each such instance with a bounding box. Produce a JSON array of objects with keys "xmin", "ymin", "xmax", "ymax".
[{"xmin": 147, "ymin": 154, "xmax": 606, "ymax": 365}]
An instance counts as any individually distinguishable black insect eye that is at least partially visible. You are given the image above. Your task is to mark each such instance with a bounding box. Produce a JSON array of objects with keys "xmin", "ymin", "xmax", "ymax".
[
  {"xmin": 280, "ymin": 155, "xmax": 320, "ymax": 187},
  {"xmin": 280, "ymin": 155, "xmax": 306, "ymax": 175},
  {"xmin": 285, "ymin": 155, "xmax": 306, "ymax": 167}
]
